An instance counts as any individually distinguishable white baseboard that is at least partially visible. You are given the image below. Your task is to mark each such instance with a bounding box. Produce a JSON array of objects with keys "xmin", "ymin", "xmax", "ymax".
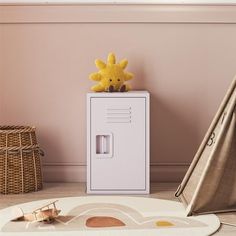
[{"xmin": 42, "ymin": 163, "xmax": 189, "ymax": 183}]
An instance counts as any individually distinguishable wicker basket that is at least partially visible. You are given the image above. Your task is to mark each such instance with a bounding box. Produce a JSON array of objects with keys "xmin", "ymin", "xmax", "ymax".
[
  {"xmin": 0, "ymin": 126, "xmax": 38, "ymax": 148},
  {"xmin": 0, "ymin": 126, "xmax": 43, "ymax": 194}
]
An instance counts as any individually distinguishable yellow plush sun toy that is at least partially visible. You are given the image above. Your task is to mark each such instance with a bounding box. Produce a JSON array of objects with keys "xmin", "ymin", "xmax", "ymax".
[{"xmin": 89, "ymin": 53, "xmax": 134, "ymax": 92}]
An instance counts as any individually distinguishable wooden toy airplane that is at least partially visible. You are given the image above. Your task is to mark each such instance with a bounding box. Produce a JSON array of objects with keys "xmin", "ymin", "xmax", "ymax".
[{"xmin": 12, "ymin": 200, "xmax": 61, "ymax": 224}]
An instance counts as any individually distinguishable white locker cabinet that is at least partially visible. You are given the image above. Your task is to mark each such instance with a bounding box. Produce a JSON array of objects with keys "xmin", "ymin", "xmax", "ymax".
[{"xmin": 87, "ymin": 91, "xmax": 150, "ymax": 194}]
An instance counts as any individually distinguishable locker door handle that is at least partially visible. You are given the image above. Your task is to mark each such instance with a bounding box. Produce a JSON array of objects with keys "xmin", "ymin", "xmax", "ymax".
[{"xmin": 95, "ymin": 133, "xmax": 113, "ymax": 158}]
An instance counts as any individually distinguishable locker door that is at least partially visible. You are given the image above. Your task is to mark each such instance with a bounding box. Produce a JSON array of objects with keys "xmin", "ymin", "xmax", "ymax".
[{"xmin": 90, "ymin": 97, "xmax": 146, "ymax": 191}]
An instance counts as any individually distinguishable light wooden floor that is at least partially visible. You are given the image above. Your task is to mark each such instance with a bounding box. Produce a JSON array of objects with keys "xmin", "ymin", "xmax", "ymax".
[{"xmin": 0, "ymin": 182, "xmax": 235, "ymax": 235}]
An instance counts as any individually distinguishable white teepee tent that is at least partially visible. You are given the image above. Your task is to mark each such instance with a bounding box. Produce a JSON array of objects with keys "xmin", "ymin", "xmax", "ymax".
[{"xmin": 175, "ymin": 77, "xmax": 236, "ymax": 216}]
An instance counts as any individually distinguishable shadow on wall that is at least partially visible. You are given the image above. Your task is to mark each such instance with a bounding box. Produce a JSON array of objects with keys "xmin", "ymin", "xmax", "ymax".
[
  {"xmin": 37, "ymin": 130, "xmax": 68, "ymax": 180},
  {"xmin": 130, "ymin": 56, "xmax": 200, "ymax": 167},
  {"xmin": 129, "ymin": 55, "xmax": 147, "ymax": 91},
  {"xmin": 150, "ymin": 94, "xmax": 200, "ymax": 165}
]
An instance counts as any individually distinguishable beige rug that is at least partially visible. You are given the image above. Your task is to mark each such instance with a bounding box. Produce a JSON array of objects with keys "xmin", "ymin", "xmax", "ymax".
[{"xmin": 0, "ymin": 196, "xmax": 220, "ymax": 236}]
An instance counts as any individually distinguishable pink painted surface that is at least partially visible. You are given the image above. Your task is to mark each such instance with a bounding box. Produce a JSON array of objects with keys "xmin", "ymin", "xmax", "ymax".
[
  {"xmin": 0, "ymin": 24, "xmax": 4, "ymax": 123},
  {"xmin": 0, "ymin": 5, "xmax": 236, "ymax": 181}
]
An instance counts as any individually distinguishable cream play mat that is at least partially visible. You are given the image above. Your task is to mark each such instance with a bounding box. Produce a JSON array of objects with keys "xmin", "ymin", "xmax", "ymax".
[{"xmin": 0, "ymin": 196, "xmax": 220, "ymax": 236}]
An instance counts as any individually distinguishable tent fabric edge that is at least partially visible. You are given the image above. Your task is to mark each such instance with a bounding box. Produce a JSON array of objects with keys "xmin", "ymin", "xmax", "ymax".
[{"xmin": 175, "ymin": 77, "xmax": 236, "ymax": 198}]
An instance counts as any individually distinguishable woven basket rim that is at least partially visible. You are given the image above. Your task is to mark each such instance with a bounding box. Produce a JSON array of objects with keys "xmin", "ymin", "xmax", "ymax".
[{"xmin": 0, "ymin": 126, "xmax": 36, "ymax": 134}]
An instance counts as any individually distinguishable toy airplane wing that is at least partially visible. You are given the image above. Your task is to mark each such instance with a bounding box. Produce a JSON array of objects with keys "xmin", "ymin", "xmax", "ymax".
[{"xmin": 11, "ymin": 200, "xmax": 61, "ymax": 223}]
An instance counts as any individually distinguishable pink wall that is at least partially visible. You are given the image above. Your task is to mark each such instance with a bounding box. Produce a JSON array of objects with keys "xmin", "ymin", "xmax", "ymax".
[
  {"xmin": 0, "ymin": 24, "xmax": 4, "ymax": 123},
  {"xmin": 1, "ymin": 4, "xmax": 236, "ymax": 182}
]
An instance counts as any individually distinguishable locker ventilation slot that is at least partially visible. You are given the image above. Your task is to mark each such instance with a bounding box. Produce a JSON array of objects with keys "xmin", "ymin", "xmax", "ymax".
[{"xmin": 106, "ymin": 107, "xmax": 131, "ymax": 123}]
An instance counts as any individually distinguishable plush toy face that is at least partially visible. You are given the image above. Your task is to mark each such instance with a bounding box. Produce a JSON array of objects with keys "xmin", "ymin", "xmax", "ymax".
[
  {"xmin": 99, "ymin": 65, "xmax": 125, "ymax": 91},
  {"xmin": 89, "ymin": 53, "xmax": 134, "ymax": 92}
]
